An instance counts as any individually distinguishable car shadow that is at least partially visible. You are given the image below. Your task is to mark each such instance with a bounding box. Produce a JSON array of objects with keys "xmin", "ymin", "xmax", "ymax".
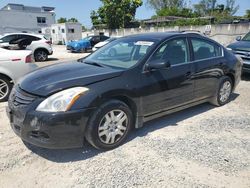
[
  {"xmin": 46, "ymin": 58, "xmax": 59, "ymax": 61},
  {"xmin": 27, "ymin": 94, "xmax": 239, "ymax": 163},
  {"xmin": 241, "ymin": 73, "xmax": 250, "ymax": 81}
]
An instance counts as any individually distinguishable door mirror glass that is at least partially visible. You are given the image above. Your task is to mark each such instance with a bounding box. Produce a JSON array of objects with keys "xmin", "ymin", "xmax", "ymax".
[{"xmin": 236, "ymin": 36, "xmax": 241, "ymax": 41}]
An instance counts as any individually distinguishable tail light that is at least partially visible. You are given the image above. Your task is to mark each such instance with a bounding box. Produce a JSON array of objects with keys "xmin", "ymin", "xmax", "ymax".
[
  {"xmin": 45, "ymin": 40, "xmax": 52, "ymax": 45},
  {"xmin": 25, "ymin": 54, "xmax": 33, "ymax": 63}
]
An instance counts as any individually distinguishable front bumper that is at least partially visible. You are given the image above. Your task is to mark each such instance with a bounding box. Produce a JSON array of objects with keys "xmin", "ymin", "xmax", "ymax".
[
  {"xmin": 67, "ymin": 45, "xmax": 80, "ymax": 52},
  {"xmin": 7, "ymin": 89, "xmax": 96, "ymax": 149},
  {"xmin": 242, "ymin": 60, "xmax": 250, "ymax": 73}
]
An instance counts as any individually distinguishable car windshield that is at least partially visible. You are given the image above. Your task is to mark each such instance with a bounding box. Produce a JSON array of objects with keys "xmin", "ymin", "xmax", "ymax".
[
  {"xmin": 242, "ymin": 32, "xmax": 250, "ymax": 41},
  {"xmin": 84, "ymin": 38, "xmax": 155, "ymax": 69}
]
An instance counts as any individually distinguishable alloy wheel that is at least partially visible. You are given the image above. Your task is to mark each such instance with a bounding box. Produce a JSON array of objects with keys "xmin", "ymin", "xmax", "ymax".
[
  {"xmin": 36, "ymin": 51, "xmax": 47, "ymax": 61},
  {"xmin": 219, "ymin": 81, "xmax": 232, "ymax": 103},
  {"xmin": 98, "ymin": 109, "xmax": 128, "ymax": 144},
  {"xmin": 0, "ymin": 79, "xmax": 9, "ymax": 100}
]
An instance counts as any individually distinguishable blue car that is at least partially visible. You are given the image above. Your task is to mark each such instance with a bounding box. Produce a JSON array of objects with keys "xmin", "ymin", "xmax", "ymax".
[{"xmin": 67, "ymin": 35, "xmax": 109, "ymax": 52}]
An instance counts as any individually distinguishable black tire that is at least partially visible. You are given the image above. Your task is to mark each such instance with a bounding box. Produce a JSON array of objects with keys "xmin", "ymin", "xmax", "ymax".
[
  {"xmin": 0, "ymin": 76, "xmax": 13, "ymax": 102},
  {"xmin": 85, "ymin": 100, "xmax": 133, "ymax": 150},
  {"xmin": 210, "ymin": 76, "xmax": 233, "ymax": 106},
  {"xmin": 34, "ymin": 49, "xmax": 48, "ymax": 62}
]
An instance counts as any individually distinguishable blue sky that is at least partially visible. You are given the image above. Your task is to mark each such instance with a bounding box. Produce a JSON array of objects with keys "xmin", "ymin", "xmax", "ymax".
[{"xmin": 0, "ymin": 0, "xmax": 249, "ymax": 28}]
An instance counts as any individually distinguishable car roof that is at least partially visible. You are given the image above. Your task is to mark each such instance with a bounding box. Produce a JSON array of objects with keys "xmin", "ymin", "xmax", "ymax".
[
  {"xmin": 122, "ymin": 32, "xmax": 205, "ymax": 42},
  {"xmin": 3, "ymin": 33, "xmax": 44, "ymax": 38}
]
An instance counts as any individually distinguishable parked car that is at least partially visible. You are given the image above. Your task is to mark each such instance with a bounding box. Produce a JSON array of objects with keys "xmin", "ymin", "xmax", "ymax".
[
  {"xmin": 0, "ymin": 48, "xmax": 38, "ymax": 102},
  {"xmin": 0, "ymin": 33, "xmax": 53, "ymax": 62},
  {"xmin": 67, "ymin": 35, "xmax": 109, "ymax": 52},
  {"xmin": 92, "ymin": 37, "xmax": 121, "ymax": 51},
  {"xmin": 7, "ymin": 32, "xmax": 242, "ymax": 150},
  {"xmin": 227, "ymin": 32, "xmax": 250, "ymax": 73}
]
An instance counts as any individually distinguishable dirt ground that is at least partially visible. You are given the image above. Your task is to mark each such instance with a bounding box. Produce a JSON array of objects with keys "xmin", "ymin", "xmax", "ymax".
[{"xmin": 0, "ymin": 71, "xmax": 250, "ymax": 187}]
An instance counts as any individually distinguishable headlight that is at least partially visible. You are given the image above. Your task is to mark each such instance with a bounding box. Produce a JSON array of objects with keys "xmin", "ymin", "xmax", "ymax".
[
  {"xmin": 36, "ymin": 87, "xmax": 89, "ymax": 112},
  {"xmin": 226, "ymin": 47, "xmax": 232, "ymax": 51}
]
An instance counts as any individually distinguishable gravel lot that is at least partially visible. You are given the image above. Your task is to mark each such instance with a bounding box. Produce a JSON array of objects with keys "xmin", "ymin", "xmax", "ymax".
[
  {"xmin": 0, "ymin": 63, "xmax": 249, "ymax": 187},
  {"xmin": 35, "ymin": 45, "xmax": 89, "ymax": 67}
]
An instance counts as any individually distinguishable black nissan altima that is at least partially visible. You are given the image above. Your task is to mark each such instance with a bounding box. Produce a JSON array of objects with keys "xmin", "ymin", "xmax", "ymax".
[{"xmin": 7, "ymin": 32, "xmax": 242, "ymax": 150}]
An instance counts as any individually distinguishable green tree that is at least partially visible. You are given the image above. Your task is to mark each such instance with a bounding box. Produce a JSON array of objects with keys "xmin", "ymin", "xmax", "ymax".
[
  {"xmin": 245, "ymin": 9, "xmax": 250, "ymax": 19},
  {"xmin": 68, "ymin": 18, "xmax": 79, "ymax": 22},
  {"xmin": 193, "ymin": 0, "xmax": 217, "ymax": 16},
  {"xmin": 91, "ymin": 0, "xmax": 143, "ymax": 29},
  {"xmin": 225, "ymin": 0, "xmax": 239, "ymax": 15},
  {"xmin": 82, "ymin": 25, "xmax": 87, "ymax": 31},
  {"xmin": 147, "ymin": 0, "xmax": 185, "ymax": 11},
  {"xmin": 57, "ymin": 17, "xmax": 67, "ymax": 23}
]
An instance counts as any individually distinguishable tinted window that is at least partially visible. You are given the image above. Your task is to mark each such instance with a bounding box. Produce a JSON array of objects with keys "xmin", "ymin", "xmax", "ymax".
[
  {"xmin": 1, "ymin": 35, "xmax": 18, "ymax": 43},
  {"xmin": 19, "ymin": 35, "xmax": 41, "ymax": 41},
  {"xmin": 191, "ymin": 38, "xmax": 221, "ymax": 61},
  {"xmin": 150, "ymin": 38, "xmax": 189, "ymax": 65},
  {"xmin": 242, "ymin": 32, "xmax": 250, "ymax": 41},
  {"xmin": 101, "ymin": 36, "xmax": 109, "ymax": 41}
]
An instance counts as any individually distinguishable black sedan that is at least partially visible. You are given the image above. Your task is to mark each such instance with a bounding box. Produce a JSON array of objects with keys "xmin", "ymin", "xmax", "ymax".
[{"xmin": 7, "ymin": 32, "xmax": 242, "ymax": 150}]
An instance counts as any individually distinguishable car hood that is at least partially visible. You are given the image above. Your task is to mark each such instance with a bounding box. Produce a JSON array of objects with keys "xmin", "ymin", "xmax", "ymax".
[
  {"xmin": 95, "ymin": 41, "xmax": 108, "ymax": 48},
  {"xmin": 227, "ymin": 41, "xmax": 250, "ymax": 51},
  {"xmin": 19, "ymin": 61, "xmax": 123, "ymax": 96}
]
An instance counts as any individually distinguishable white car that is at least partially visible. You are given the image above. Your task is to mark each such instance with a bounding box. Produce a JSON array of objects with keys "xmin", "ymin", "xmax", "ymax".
[
  {"xmin": 0, "ymin": 48, "xmax": 38, "ymax": 102},
  {"xmin": 0, "ymin": 33, "xmax": 53, "ymax": 62},
  {"xmin": 92, "ymin": 37, "xmax": 121, "ymax": 51}
]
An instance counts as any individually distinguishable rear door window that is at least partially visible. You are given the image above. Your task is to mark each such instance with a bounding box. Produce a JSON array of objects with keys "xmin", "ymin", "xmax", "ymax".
[{"xmin": 191, "ymin": 38, "xmax": 222, "ymax": 61}]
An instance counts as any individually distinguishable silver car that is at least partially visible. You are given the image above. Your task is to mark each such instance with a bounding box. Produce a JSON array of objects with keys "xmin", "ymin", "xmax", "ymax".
[{"xmin": 0, "ymin": 48, "xmax": 38, "ymax": 102}]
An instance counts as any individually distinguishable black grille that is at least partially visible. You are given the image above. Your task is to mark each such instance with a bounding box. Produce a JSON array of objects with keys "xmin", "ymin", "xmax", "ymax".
[
  {"xmin": 234, "ymin": 50, "xmax": 250, "ymax": 60},
  {"xmin": 10, "ymin": 87, "xmax": 36, "ymax": 107},
  {"xmin": 243, "ymin": 63, "xmax": 250, "ymax": 69}
]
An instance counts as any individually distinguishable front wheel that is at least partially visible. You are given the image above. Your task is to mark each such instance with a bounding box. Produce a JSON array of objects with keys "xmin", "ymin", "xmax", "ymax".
[
  {"xmin": 210, "ymin": 76, "xmax": 233, "ymax": 106},
  {"xmin": 85, "ymin": 100, "xmax": 133, "ymax": 150},
  {"xmin": 0, "ymin": 77, "xmax": 13, "ymax": 102}
]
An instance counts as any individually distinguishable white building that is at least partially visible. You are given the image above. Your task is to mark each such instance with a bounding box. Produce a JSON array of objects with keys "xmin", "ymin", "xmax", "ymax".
[
  {"xmin": 0, "ymin": 3, "xmax": 56, "ymax": 35},
  {"xmin": 51, "ymin": 22, "xmax": 82, "ymax": 44}
]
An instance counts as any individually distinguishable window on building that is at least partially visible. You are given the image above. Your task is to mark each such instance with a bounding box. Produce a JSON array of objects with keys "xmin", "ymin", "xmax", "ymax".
[
  {"xmin": 68, "ymin": 29, "xmax": 75, "ymax": 33},
  {"xmin": 61, "ymin": 29, "xmax": 65, "ymax": 33},
  {"xmin": 37, "ymin": 17, "xmax": 46, "ymax": 24},
  {"xmin": 52, "ymin": 29, "xmax": 55, "ymax": 34}
]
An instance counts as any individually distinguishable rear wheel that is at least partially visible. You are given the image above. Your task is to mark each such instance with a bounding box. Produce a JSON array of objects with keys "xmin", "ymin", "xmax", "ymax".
[
  {"xmin": 85, "ymin": 100, "xmax": 133, "ymax": 150},
  {"xmin": 34, "ymin": 49, "xmax": 48, "ymax": 62},
  {"xmin": 0, "ymin": 77, "xmax": 13, "ymax": 102},
  {"xmin": 210, "ymin": 76, "xmax": 232, "ymax": 106}
]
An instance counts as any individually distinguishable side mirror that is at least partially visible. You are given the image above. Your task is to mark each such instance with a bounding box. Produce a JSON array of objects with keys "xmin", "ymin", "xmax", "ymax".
[
  {"xmin": 236, "ymin": 36, "xmax": 241, "ymax": 41},
  {"xmin": 146, "ymin": 60, "xmax": 171, "ymax": 71}
]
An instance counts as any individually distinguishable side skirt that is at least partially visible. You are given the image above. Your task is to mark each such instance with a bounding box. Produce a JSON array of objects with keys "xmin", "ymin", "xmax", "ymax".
[{"xmin": 141, "ymin": 98, "xmax": 212, "ymax": 124}]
